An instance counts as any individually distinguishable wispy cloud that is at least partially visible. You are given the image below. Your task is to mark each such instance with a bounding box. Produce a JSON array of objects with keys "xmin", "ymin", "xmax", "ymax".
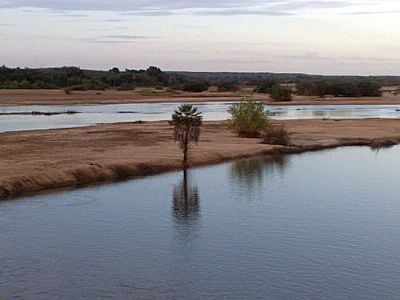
[
  {"xmin": 275, "ymin": 53, "xmax": 336, "ymax": 61},
  {"xmin": 120, "ymin": 10, "xmax": 177, "ymax": 17},
  {"xmin": 340, "ymin": 10, "xmax": 400, "ymax": 15},
  {"xmin": 194, "ymin": 9, "xmax": 292, "ymax": 16},
  {"xmin": 82, "ymin": 35, "xmax": 160, "ymax": 44},
  {"xmin": 1, "ymin": 0, "xmax": 396, "ymax": 16}
]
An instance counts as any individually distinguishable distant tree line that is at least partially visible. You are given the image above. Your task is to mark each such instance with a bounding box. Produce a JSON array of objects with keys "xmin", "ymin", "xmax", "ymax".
[
  {"xmin": 252, "ymin": 78, "xmax": 383, "ymax": 100},
  {"xmin": 0, "ymin": 65, "xmax": 210, "ymax": 92},
  {"xmin": 296, "ymin": 80, "xmax": 382, "ymax": 97},
  {"xmin": 0, "ymin": 65, "xmax": 395, "ymax": 97}
]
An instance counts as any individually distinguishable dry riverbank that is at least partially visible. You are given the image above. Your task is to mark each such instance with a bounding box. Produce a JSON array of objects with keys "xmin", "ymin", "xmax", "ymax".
[
  {"xmin": 1, "ymin": 89, "xmax": 400, "ymax": 106},
  {"xmin": 1, "ymin": 119, "xmax": 400, "ymax": 199}
]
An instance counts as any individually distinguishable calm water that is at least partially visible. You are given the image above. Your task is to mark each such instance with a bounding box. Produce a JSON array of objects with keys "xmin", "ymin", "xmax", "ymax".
[
  {"xmin": 1, "ymin": 103, "xmax": 400, "ymax": 132},
  {"xmin": 1, "ymin": 146, "xmax": 400, "ymax": 299}
]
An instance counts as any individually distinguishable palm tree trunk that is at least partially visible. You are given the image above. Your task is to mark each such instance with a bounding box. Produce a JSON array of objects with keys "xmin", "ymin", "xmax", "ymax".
[{"xmin": 183, "ymin": 125, "xmax": 190, "ymax": 169}]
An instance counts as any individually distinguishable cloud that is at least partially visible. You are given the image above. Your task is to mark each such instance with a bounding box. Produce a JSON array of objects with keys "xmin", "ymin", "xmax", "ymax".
[
  {"xmin": 82, "ymin": 34, "xmax": 159, "ymax": 44},
  {"xmin": 340, "ymin": 10, "xmax": 400, "ymax": 15},
  {"xmin": 1, "ymin": 0, "xmax": 395, "ymax": 16},
  {"xmin": 120, "ymin": 10, "xmax": 177, "ymax": 17},
  {"xmin": 0, "ymin": 0, "xmax": 268, "ymax": 11},
  {"xmin": 194, "ymin": 9, "xmax": 292, "ymax": 16},
  {"xmin": 275, "ymin": 53, "xmax": 336, "ymax": 61}
]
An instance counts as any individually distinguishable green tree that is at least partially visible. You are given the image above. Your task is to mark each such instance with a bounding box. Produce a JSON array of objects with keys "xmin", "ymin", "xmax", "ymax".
[
  {"xmin": 228, "ymin": 96, "xmax": 269, "ymax": 137},
  {"xmin": 270, "ymin": 85, "xmax": 292, "ymax": 101},
  {"xmin": 182, "ymin": 80, "xmax": 209, "ymax": 92},
  {"xmin": 254, "ymin": 80, "xmax": 276, "ymax": 93},
  {"xmin": 357, "ymin": 81, "xmax": 382, "ymax": 97},
  {"xmin": 171, "ymin": 105, "xmax": 202, "ymax": 168}
]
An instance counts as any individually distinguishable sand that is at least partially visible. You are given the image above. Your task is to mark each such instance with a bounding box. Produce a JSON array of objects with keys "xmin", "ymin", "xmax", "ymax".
[
  {"xmin": 1, "ymin": 89, "xmax": 400, "ymax": 106},
  {"xmin": 1, "ymin": 119, "xmax": 400, "ymax": 199}
]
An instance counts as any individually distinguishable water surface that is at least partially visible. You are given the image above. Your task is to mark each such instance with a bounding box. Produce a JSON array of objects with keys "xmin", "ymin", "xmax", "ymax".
[
  {"xmin": 1, "ymin": 102, "xmax": 400, "ymax": 132},
  {"xmin": 1, "ymin": 146, "xmax": 400, "ymax": 299}
]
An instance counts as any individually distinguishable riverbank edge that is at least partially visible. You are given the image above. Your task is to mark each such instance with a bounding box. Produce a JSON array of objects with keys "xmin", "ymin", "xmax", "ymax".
[
  {"xmin": 1, "ymin": 89, "xmax": 400, "ymax": 106},
  {"xmin": 1, "ymin": 131, "xmax": 398, "ymax": 200}
]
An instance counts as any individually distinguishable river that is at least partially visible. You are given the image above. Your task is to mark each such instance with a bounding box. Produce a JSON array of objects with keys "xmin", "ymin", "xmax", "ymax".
[
  {"xmin": 1, "ymin": 102, "xmax": 400, "ymax": 132},
  {"xmin": 1, "ymin": 146, "xmax": 399, "ymax": 299}
]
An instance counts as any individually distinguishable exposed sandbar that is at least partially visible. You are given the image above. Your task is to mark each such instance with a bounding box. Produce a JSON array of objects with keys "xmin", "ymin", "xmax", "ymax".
[
  {"xmin": 1, "ymin": 89, "xmax": 400, "ymax": 106},
  {"xmin": 1, "ymin": 119, "xmax": 400, "ymax": 199}
]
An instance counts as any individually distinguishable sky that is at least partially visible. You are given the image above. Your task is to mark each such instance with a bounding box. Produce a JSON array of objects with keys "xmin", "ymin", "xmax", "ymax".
[{"xmin": 0, "ymin": 0, "xmax": 400, "ymax": 75}]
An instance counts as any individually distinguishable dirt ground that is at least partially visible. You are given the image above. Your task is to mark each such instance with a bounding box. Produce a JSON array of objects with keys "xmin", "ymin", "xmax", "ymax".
[
  {"xmin": 1, "ymin": 89, "xmax": 400, "ymax": 106},
  {"xmin": 1, "ymin": 119, "xmax": 400, "ymax": 199}
]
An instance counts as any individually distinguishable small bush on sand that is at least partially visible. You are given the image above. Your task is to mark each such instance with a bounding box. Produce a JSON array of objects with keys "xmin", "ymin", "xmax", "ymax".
[
  {"xmin": 228, "ymin": 96, "xmax": 269, "ymax": 137},
  {"xmin": 262, "ymin": 123, "xmax": 290, "ymax": 145}
]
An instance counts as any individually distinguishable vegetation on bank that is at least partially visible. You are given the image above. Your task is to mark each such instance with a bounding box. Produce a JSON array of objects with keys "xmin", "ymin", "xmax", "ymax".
[
  {"xmin": 0, "ymin": 65, "xmax": 396, "ymax": 98},
  {"xmin": 0, "ymin": 65, "xmax": 196, "ymax": 91},
  {"xmin": 228, "ymin": 96, "xmax": 270, "ymax": 137},
  {"xmin": 228, "ymin": 96, "xmax": 290, "ymax": 145},
  {"xmin": 296, "ymin": 80, "xmax": 382, "ymax": 97}
]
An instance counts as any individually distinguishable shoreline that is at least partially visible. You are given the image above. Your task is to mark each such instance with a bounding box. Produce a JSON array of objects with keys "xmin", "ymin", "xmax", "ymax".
[
  {"xmin": 1, "ymin": 89, "xmax": 400, "ymax": 107},
  {"xmin": 1, "ymin": 119, "xmax": 400, "ymax": 200}
]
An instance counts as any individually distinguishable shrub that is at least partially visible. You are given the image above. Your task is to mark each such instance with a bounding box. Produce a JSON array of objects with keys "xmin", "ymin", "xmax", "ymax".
[
  {"xmin": 254, "ymin": 80, "xmax": 276, "ymax": 93},
  {"xmin": 228, "ymin": 96, "xmax": 270, "ymax": 137},
  {"xmin": 68, "ymin": 84, "xmax": 87, "ymax": 91},
  {"xmin": 296, "ymin": 81, "xmax": 327, "ymax": 97},
  {"xmin": 357, "ymin": 81, "xmax": 382, "ymax": 97},
  {"xmin": 182, "ymin": 80, "xmax": 209, "ymax": 92},
  {"xmin": 215, "ymin": 80, "xmax": 239, "ymax": 92},
  {"xmin": 262, "ymin": 123, "xmax": 290, "ymax": 145},
  {"xmin": 117, "ymin": 83, "xmax": 136, "ymax": 90},
  {"xmin": 270, "ymin": 85, "xmax": 292, "ymax": 101}
]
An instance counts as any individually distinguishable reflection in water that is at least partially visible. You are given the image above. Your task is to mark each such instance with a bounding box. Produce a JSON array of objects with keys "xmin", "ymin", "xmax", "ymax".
[
  {"xmin": 230, "ymin": 155, "xmax": 289, "ymax": 192},
  {"xmin": 172, "ymin": 170, "xmax": 200, "ymax": 223}
]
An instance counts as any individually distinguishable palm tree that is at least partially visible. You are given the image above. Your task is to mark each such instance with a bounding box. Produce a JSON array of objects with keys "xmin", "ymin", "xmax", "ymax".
[{"xmin": 171, "ymin": 104, "xmax": 202, "ymax": 168}]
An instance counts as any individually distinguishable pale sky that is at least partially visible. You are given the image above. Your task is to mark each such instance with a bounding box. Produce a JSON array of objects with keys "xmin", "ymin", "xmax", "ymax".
[{"xmin": 1, "ymin": 0, "xmax": 400, "ymax": 75}]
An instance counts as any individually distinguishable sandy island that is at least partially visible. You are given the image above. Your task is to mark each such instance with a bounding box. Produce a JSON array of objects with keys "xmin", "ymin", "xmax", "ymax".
[
  {"xmin": 1, "ymin": 89, "xmax": 400, "ymax": 106},
  {"xmin": 1, "ymin": 119, "xmax": 400, "ymax": 199}
]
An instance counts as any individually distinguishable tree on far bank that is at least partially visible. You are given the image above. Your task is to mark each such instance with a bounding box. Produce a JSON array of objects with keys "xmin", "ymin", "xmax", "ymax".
[
  {"xmin": 182, "ymin": 80, "xmax": 209, "ymax": 92},
  {"xmin": 171, "ymin": 105, "xmax": 202, "ymax": 168},
  {"xmin": 254, "ymin": 79, "xmax": 276, "ymax": 94},
  {"xmin": 270, "ymin": 85, "xmax": 292, "ymax": 101}
]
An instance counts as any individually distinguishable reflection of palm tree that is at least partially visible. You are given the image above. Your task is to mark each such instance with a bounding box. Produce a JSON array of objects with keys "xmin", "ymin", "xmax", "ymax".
[
  {"xmin": 231, "ymin": 155, "xmax": 288, "ymax": 190},
  {"xmin": 172, "ymin": 170, "xmax": 200, "ymax": 221}
]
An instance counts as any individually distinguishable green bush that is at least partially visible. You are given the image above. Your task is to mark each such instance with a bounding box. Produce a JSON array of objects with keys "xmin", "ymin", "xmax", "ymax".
[
  {"xmin": 296, "ymin": 81, "xmax": 327, "ymax": 97},
  {"xmin": 182, "ymin": 80, "xmax": 209, "ymax": 92},
  {"xmin": 357, "ymin": 81, "xmax": 382, "ymax": 97},
  {"xmin": 64, "ymin": 84, "xmax": 87, "ymax": 94},
  {"xmin": 228, "ymin": 96, "xmax": 270, "ymax": 137},
  {"xmin": 270, "ymin": 85, "xmax": 292, "ymax": 101},
  {"xmin": 263, "ymin": 123, "xmax": 290, "ymax": 145},
  {"xmin": 254, "ymin": 80, "xmax": 276, "ymax": 94},
  {"xmin": 215, "ymin": 80, "xmax": 239, "ymax": 92},
  {"xmin": 117, "ymin": 83, "xmax": 136, "ymax": 91},
  {"xmin": 67, "ymin": 85, "xmax": 87, "ymax": 91}
]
